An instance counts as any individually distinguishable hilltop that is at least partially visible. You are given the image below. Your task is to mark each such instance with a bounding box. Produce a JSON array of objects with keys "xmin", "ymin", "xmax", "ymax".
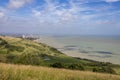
[{"xmin": 0, "ymin": 36, "xmax": 120, "ymax": 75}]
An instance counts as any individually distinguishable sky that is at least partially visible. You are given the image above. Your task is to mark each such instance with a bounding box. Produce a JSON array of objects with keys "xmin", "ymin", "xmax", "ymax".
[{"xmin": 0, "ymin": 0, "xmax": 120, "ymax": 35}]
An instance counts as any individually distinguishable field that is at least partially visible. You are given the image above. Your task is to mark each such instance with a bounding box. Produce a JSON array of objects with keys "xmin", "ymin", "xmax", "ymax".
[{"xmin": 0, "ymin": 63, "xmax": 120, "ymax": 80}]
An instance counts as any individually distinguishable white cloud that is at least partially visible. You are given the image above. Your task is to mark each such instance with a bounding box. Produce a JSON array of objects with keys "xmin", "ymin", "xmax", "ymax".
[
  {"xmin": 3, "ymin": 0, "xmax": 119, "ymax": 25},
  {"xmin": 0, "ymin": 11, "xmax": 5, "ymax": 18},
  {"xmin": 32, "ymin": 10, "xmax": 41, "ymax": 16},
  {"xmin": 32, "ymin": 0, "xmax": 85, "ymax": 24},
  {"xmin": 0, "ymin": 0, "xmax": 120, "ymax": 35},
  {"xmin": 8, "ymin": 0, "xmax": 33, "ymax": 9},
  {"xmin": 0, "ymin": 7, "xmax": 7, "ymax": 22},
  {"xmin": 104, "ymin": 0, "xmax": 120, "ymax": 2}
]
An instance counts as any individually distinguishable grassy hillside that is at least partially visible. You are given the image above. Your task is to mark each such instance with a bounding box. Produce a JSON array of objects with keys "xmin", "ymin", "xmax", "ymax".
[
  {"xmin": 0, "ymin": 36, "xmax": 120, "ymax": 75},
  {"xmin": 0, "ymin": 36, "xmax": 89, "ymax": 65},
  {"xmin": 0, "ymin": 63, "xmax": 120, "ymax": 80}
]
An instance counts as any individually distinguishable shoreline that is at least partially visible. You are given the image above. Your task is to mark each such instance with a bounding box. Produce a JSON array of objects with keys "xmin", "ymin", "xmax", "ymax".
[{"xmin": 35, "ymin": 36, "xmax": 120, "ymax": 65}]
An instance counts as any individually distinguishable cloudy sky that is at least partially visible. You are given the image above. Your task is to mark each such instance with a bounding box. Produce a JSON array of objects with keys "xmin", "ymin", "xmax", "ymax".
[{"xmin": 0, "ymin": 0, "xmax": 120, "ymax": 35}]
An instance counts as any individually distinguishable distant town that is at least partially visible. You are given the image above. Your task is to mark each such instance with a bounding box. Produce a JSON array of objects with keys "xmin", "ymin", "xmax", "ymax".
[{"xmin": 0, "ymin": 33, "xmax": 39, "ymax": 40}]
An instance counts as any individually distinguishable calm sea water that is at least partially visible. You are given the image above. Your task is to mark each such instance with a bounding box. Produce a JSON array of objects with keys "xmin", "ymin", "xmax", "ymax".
[{"xmin": 51, "ymin": 36, "xmax": 120, "ymax": 64}]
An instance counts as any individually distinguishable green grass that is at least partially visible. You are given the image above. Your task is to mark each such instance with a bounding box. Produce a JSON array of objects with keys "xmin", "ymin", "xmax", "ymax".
[
  {"xmin": 0, "ymin": 36, "xmax": 120, "ymax": 75},
  {"xmin": 0, "ymin": 36, "xmax": 90, "ymax": 65},
  {"xmin": 0, "ymin": 63, "xmax": 120, "ymax": 80}
]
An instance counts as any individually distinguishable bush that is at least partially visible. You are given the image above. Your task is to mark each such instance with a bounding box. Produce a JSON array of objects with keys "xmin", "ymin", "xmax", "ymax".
[
  {"xmin": 68, "ymin": 64, "xmax": 85, "ymax": 70},
  {"xmin": 0, "ymin": 38, "xmax": 8, "ymax": 45},
  {"xmin": 50, "ymin": 62, "xmax": 64, "ymax": 68},
  {"xmin": 88, "ymin": 62, "xmax": 112, "ymax": 67},
  {"xmin": 100, "ymin": 66, "xmax": 116, "ymax": 74},
  {"xmin": 92, "ymin": 68, "xmax": 98, "ymax": 72},
  {"xmin": 92, "ymin": 66, "xmax": 116, "ymax": 74}
]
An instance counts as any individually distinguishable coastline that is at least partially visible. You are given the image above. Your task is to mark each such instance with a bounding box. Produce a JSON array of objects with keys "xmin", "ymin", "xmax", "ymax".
[{"xmin": 35, "ymin": 36, "xmax": 120, "ymax": 65}]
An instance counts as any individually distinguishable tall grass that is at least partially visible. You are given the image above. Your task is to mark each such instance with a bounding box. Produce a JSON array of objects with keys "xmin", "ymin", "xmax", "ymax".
[{"xmin": 0, "ymin": 63, "xmax": 120, "ymax": 80}]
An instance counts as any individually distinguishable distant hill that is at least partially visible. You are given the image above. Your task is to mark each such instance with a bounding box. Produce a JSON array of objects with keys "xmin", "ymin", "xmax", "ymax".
[{"xmin": 0, "ymin": 36, "xmax": 120, "ymax": 75}]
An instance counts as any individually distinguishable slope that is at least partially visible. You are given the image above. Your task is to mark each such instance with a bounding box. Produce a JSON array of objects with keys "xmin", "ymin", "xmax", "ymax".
[{"xmin": 0, "ymin": 36, "xmax": 120, "ymax": 74}]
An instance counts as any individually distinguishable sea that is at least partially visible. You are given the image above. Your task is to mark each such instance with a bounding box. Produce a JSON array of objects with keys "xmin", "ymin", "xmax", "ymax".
[{"xmin": 37, "ymin": 35, "xmax": 120, "ymax": 64}]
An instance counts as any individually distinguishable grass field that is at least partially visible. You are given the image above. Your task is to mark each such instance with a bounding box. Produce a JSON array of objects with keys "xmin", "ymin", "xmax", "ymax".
[{"xmin": 0, "ymin": 63, "xmax": 120, "ymax": 80}]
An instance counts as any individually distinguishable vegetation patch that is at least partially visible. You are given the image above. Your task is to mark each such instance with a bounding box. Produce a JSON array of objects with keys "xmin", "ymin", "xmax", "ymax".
[{"xmin": 0, "ymin": 63, "xmax": 120, "ymax": 80}]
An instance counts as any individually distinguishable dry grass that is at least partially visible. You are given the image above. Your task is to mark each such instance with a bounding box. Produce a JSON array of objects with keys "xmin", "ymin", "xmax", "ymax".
[
  {"xmin": 114, "ymin": 67, "xmax": 120, "ymax": 75},
  {"xmin": 0, "ymin": 63, "xmax": 120, "ymax": 80}
]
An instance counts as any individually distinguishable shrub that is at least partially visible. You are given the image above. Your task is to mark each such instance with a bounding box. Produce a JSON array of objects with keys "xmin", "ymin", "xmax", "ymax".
[
  {"xmin": 0, "ymin": 38, "xmax": 8, "ymax": 45},
  {"xmin": 92, "ymin": 68, "xmax": 98, "ymax": 72},
  {"xmin": 100, "ymin": 66, "xmax": 116, "ymax": 74},
  {"xmin": 92, "ymin": 66, "xmax": 116, "ymax": 74},
  {"xmin": 68, "ymin": 64, "xmax": 85, "ymax": 70},
  {"xmin": 50, "ymin": 62, "xmax": 64, "ymax": 68}
]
